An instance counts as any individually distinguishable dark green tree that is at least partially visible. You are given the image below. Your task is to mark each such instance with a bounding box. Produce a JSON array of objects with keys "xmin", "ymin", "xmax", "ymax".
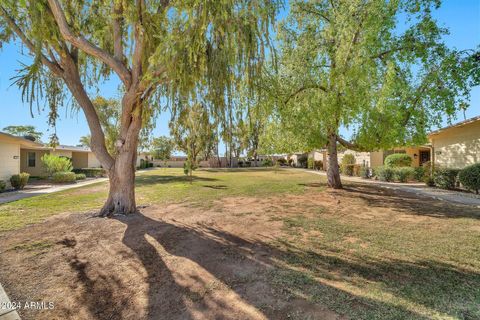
[
  {"xmin": 273, "ymin": 0, "xmax": 479, "ymax": 188},
  {"xmin": 2, "ymin": 125, "xmax": 42, "ymax": 141}
]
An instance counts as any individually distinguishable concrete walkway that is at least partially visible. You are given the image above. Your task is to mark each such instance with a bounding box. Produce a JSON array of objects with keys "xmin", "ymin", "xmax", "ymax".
[
  {"xmin": 0, "ymin": 283, "xmax": 20, "ymax": 320},
  {"xmin": 0, "ymin": 178, "xmax": 108, "ymax": 205},
  {"xmin": 306, "ymin": 170, "xmax": 480, "ymax": 207}
]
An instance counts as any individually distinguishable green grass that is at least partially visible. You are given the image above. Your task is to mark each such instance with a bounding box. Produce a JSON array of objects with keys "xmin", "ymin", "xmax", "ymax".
[
  {"xmin": 0, "ymin": 168, "xmax": 319, "ymax": 232},
  {"xmin": 271, "ymin": 208, "xmax": 480, "ymax": 319}
]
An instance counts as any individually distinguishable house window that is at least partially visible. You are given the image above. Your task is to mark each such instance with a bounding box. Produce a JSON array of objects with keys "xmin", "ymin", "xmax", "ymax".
[{"xmin": 27, "ymin": 152, "xmax": 36, "ymax": 167}]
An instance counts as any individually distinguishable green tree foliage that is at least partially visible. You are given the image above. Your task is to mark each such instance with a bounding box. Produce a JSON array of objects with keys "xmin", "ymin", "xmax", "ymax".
[
  {"xmin": 170, "ymin": 102, "xmax": 215, "ymax": 170},
  {"xmin": 150, "ymin": 136, "xmax": 174, "ymax": 165},
  {"xmin": 270, "ymin": 0, "xmax": 479, "ymax": 188},
  {"xmin": 41, "ymin": 153, "xmax": 73, "ymax": 176},
  {"xmin": 384, "ymin": 153, "xmax": 413, "ymax": 167},
  {"xmin": 2, "ymin": 125, "xmax": 42, "ymax": 141},
  {"xmin": 0, "ymin": 0, "xmax": 279, "ymax": 215},
  {"xmin": 78, "ymin": 135, "xmax": 91, "ymax": 148}
]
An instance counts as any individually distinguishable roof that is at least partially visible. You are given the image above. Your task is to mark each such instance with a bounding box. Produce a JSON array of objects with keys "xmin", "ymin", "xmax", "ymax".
[
  {"xmin": 54, "ymin": 145, "xmax": 92, "ymax": 153},
  {"xmin": 0, "ymin": 132, "xmax": 94, "ymax": 153},
  {"xmin": 428, "ymin": 115, "xmax": 480, "ymax": 136},
  {"xmin": 0, "ymin": 132, "xmax": 46, "ymax": 149}
]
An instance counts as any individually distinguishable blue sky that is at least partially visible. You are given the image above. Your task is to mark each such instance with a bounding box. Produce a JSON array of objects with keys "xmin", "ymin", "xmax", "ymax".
[{"xmin": 0, "ymin": 0, "xmax": 479, "ymax": 146}]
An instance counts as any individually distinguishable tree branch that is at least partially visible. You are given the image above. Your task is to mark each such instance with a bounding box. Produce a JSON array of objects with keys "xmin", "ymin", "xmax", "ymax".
[
  {"xmin": 336, "ymin": 136, "xmax": 364, "ymax": 151},
  {"xmin": 47, "ymin": 0, "xmax": 132, "ymax": 87},
  {"xmin": 285, "ymin": 84, "xmax": 327, "ymax": 104},
  {"xmin": 0, "ymin": 6, "xmax": 63, "ymax": 76},
  {"xmin": 112, "ymin": 1, "xmax": 124, "ymax": 62}
]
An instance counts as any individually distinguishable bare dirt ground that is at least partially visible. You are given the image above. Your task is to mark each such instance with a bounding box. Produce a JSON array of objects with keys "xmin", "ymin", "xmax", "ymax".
[{"xmin": 0, "ymin": 184, "xmax": 478, "ymax": 320}]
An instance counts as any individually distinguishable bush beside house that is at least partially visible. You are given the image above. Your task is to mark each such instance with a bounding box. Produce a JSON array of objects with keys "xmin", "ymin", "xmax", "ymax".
[
  {"xmin": 10, "ymin": 173, "xmax": 30, "ymax": 190},
  {"xmin": 384, "ymin": 154, "xmax": 412, "ymax": 167},
  {"xmin": 458, "ymin": 163, "xmax": 480, "ymax": 194},
  {"xmin": 0, "ymin": 180, "xmax": 6, "ymax": 192},
  {"xmin": 433, "ymin": 168, "xmax": 460, "ymax": 190},
  {"xmin": 75, "ymin": 173, "xmax": 87, "ymax": 180},
  {"xmin": 394, "ymin": 167, "xmax": 415, "ymax": 183},
  {"xmin": 52, "ymin": 172, "xmax": 77, "ymax": 183},
  {"xmin": 72, "ymin": 168, "xmax": 106, "ymax": 177},
  {"xmin": 375, "ymin": 166, "xmax": 395, "ymax": 182},
  {"xmin": 41, "ymin": 154, "xmax": 73, "ymax": 176}
]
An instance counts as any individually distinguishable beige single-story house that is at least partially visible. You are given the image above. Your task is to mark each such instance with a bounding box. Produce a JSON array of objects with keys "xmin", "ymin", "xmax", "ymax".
[
  {"xmin": 369, "ymin": 116, "xmax": 479, "ymax": 169},
  {"xmin": 307, "ymin": 115, "xmax": 479, "ymax": 171},
  {"xmin": 428, "ymin": 116, "xmax": 479, "ymax": 169},
  {"xmin": 0, "ymin": 132, "xmax": 101, "ymax": 184},
  {"xmin": 369, "ymin": 146, "xmax": 432, "ymax": 168}
]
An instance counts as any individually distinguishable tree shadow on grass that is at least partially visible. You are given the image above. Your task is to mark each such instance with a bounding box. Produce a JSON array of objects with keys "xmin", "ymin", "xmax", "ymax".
[
  {"xmin": 342, "ymin": 183, "xmax": 480, "ymax": 220},
  {"xmin": 111, "ymin": 211, "xmax": 479, "ymax": 320},
  {"xmin": 135, "ymin": 175, "xmax": 218, "ymax": 186}
]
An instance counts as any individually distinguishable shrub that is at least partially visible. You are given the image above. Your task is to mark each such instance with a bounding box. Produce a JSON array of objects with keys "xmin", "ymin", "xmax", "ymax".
[
  {"xmin": 262, "ymin": 159, "xmax": 273, "ymax": 167},
  {"xmin": 75, "ymin": 173, "xmax": 87, "ymax": 180},
  {"xmin": 375, "ymin": 166, "xmax": 394, "ymax": 182},
  {"xmin": 307, "ymin": 158, "xmax": 314, "ymax": 169},
  {"xmin": 41, "ymin": 154, "xmax": 73, "ymax": 176},
  {"xmin": 424, "ymin": 176, "xmax": 435, "ymax": 187},
  {"xmin": 413, "ymin": 167, "xmax": 426, "ymax": 181},
  {"xmin": 244, "ymin": 161, "xmax": 251, "ymax": 167},
  {"xmin": 433, "ymin": 168, "xmax": 460, "ymax": 190},
  {"xmin": 52, "ymin": 172, "xmax": 76, "ymax": 183},
  {"xmin": 394, "ymin": 167, "xmax": 415, "ymax": 182},
  {"xmin": 238, "ymin": 160, "xmax": 244, "ymax": 167},
  {"xmin": 384, "ymin": 153, "xmax": 412, "ymax": 167},
  {"xmin": 340, "ymin": 154, "xmax": 356, "ymax": 176},
  {"xmin": 297, "ymin": 155, "xmax": 308, "ymax": 168},
  {"xmin": 276, "ymin": 158, "xmax": 287, "ymax": 166},
  {"xmin": 0, "ymin": 180, "xmax": 6, "ymax": 192},
  {"xmin": 458, "ymin": 163, "xmax": 480, "ymax": 194},
  {"xmin": 314, "ymin": 160, "xmax": 323, "ymax": 170},
  {"xmin": 341, "ymin": 163, "xmax": 360, "ymax": 176},
  {"xmin": 72, "ymin": 168, "xmax": 106, "ymax": 177},
  {"xmin": 359, "ymin": 166, "xmax": 370, "ymax": 179},
  {"xmin": 10, "ymin": 172, "xmax": 30, "ymax": 190}
]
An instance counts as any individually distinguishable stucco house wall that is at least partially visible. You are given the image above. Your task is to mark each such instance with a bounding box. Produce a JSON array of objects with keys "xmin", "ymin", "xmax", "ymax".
[
  {"xmin": 20, "ymin": 148, "xmax": 49, "ymax": 177},
  {"xmin": 429, "ymin": 118, "xmax": 480, "ymax": 169},
  {"xmin": 87, "ymin": 153, "xmax": 101, "ymax": 168},
  {"xmin": 0, "ymin": 139, "xmax": 20, "ymax": 183},
  {"xmin": 72, "ymin": 152, "xmax": 89, "ymax": 168}
]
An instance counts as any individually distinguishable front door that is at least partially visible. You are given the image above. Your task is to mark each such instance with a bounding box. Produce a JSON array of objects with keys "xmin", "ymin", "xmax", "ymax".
[{"xmin": 419, "ymin": 150, "xmax": 430, "ymax": 166}]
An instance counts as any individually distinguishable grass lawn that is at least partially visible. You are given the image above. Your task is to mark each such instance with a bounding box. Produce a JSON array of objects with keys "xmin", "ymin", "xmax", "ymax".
[{"xmin": 0, "ymin": 168, "xmax": 479, "ymax": 320}]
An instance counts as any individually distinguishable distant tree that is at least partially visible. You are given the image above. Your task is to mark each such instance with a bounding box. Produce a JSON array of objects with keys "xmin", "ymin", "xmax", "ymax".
[
  {"xmin": 3, "ymin": 125, "xmax": 42, "ymax": 141},
  {"xmin": 273, "ymin": 0, "xmax": 479, "ymax": 188},
  {"xmin": 170, "ymin": 102, "xmax": 215, "ymax": 174},
  {"xmin": 150, "ymin": 136, "xmax": 174, "ymax": 167},
  {"xmin": 78, "ymin": 135, "xmax": 91, "ymax": 148},
  {"xmin": 0, "ymin": 0, "xmax": 278, "ymax": 215}
]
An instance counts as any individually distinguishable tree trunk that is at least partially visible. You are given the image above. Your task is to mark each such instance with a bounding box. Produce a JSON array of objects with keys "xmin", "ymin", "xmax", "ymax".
[
  {"xmin": 326, "ymin": 133, "xmax": 342, "ymax": 189},
  {"xmin": 100, "ymin": 149, "xmax": 138, "ymax": 217}
]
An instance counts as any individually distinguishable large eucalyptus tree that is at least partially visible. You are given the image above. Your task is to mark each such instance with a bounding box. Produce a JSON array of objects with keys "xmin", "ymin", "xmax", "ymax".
[
  {"xmin": 275, "ymin": 0, "xmax": 478, "ymax": 188},
  {"xmin": 0, "ymin": 0, "xmax": 278, "ymax": 215}
]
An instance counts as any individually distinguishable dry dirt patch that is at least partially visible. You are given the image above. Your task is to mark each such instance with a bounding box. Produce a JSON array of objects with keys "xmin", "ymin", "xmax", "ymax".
[{"xmin": 0, "ymin": 184, "xmax": 478, "ymax": 320}]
